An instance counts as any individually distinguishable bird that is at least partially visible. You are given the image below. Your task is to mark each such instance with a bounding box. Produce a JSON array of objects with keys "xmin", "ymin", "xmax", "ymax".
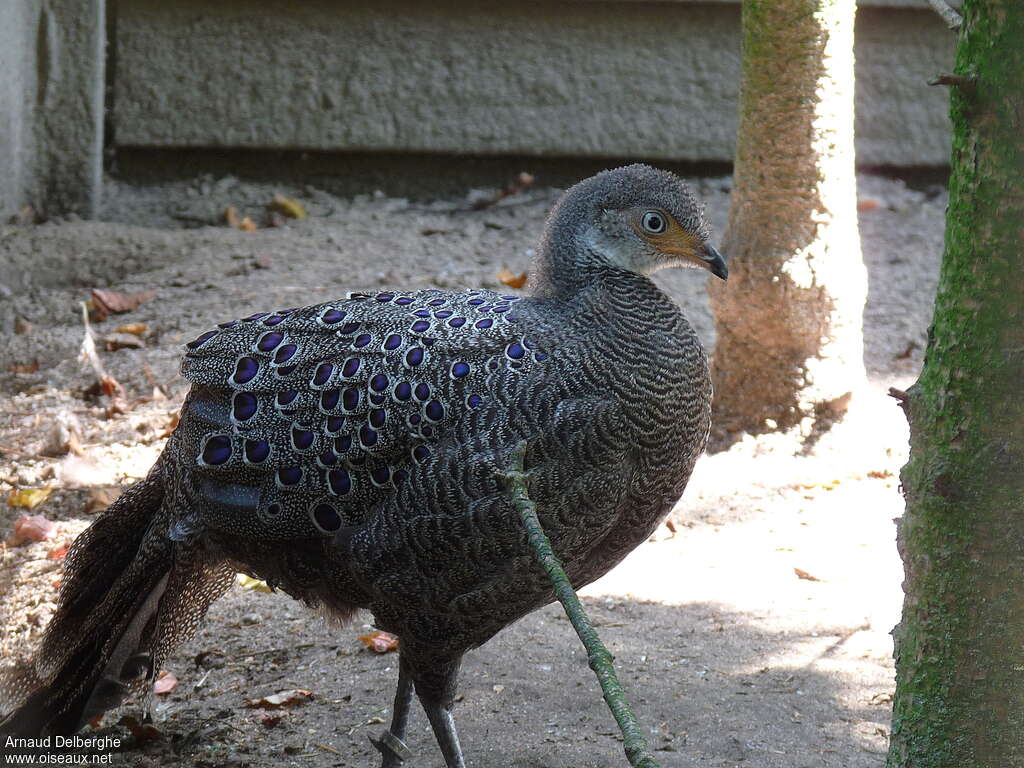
[{"xmin": 0, "ymin": 164, "xmax": 727, "ymax": 766}]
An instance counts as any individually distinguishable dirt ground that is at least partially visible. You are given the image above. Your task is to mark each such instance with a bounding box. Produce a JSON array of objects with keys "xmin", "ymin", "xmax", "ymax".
[{"xmin": 0, "ymin": 169, "xmax": 945, "ymax": 767}]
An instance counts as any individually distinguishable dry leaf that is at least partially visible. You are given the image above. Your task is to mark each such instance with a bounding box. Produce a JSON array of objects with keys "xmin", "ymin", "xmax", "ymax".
[
  {"xmin": 359, "ymin": 631, "xmax": 399, "ymax": 654},
  {"xmin": 253, "ymin": 711, "xmax": 284, "ymax": 728},
  {"xmin": 103, "ymin": 332, "xmax": 146, "ymax": 351},
  {"xmin": 239, "ymin": 216, "xmax": 257, "ymax": 232},
  {"xmin": 5, "ymin": 512, "xmax": 55, "ymax": 545},
  {"xmin": 115, "ymin": 322, "xmax": 149, "ymax": 337},
  {"xmin": 7, "ymin": 488, "xmax": 54, "ymax": 511},
  {"xmin": 224, "ymin": 206, "xmax": 241, "ymax": 228},
  {"xmin": 244, "ymin": 689, "xmax": 314, "ymax": 709},
  {"xmin": 497, "ymin": 268, "xmax": 528, "ymax": 289},
  {"xmin": 7, "ymin": 360, "xmax": 40, "ymax": 374},
  {"xmin": 270, "ymin": 194, "xmax": 307, "ymax": 219},
  {"xmin": 794, "ymin": 567, "xmax": 823, "ymax": 582},
  {"xmin": 236, "ymin": 573, "xmax": 273, "ymax": 593},
  {"xmin": 857, "ymin": 198, "xmax": 881, "ymax": 212},
  {"xmin": 153, "ymin": 670, "xmax": 178, "ymax": 695},
  {"xmin": 100, "ymin": 374, "xmax": 127, "ymax": 400},
  {"xmin": 159, "ymin": 411, "xmax": 180, "ymax": 439},
  {"xmin": 47, "ymin": 543, "xmax": 70, "ymax": 560},
  {"xmin": 117, "ymin": 715, "xmax": 162, "ymax": 743},
  {"xmin": 470, "ymin": 172, "xmax": 535, "ymax": 210},
  {"xmin": 90, "ymin": 288, "xmax": 157, "ymax": 320}
]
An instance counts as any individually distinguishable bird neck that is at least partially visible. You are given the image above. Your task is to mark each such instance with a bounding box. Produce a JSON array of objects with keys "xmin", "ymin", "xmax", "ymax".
[{"xmin": 530, "ymin": 224, "xmax": 609, "ymax": 299}]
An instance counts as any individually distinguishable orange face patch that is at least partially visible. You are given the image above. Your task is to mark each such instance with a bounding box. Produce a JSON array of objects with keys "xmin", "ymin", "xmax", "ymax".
[{"xmin": 627, "ymin": 208, "xmax": 702, "ymax": 258}]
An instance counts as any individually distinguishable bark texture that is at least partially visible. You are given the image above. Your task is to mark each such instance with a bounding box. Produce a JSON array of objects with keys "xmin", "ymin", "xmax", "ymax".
[
  {"xmin": 888, "ymin": 2, "xmax": 1024, "ymax": 766},
  {"xmin": 709, "ymin": 0, "xmax": 866, "ymax": 441}
]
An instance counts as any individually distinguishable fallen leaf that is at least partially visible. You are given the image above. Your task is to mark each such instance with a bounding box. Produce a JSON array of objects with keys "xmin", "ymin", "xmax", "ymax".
[
  {"xmin": 270, "ymin": 194, "xmax": 307, "ymax": 219},
  {"xmin": 224, "ymin": 206, "xmax": 242, "ymax": 228},
  {"xmin": 90, "ymin": 288, "xmax": 157, "ymax": 320},
  {"xmin": 244, "ymin": 689, "xmax": 314, "ymax": 709},
  {"xmin": 5, "ymin": 512, "xmax": 55, "ymax": 545},
  {"xmin": 253, "ymin": 711, "xmax": 284, "ymax": 728},
  {"xmin": 857, "ymin": 198, "xmax": 881, "ymax": 212},
  {"xmin": 100, "ymin": 374, "xmax": 126, "ymax": 400},
  {"xmin": 153, "ymin": 670, "xmax": 178, "ymax": 695},
  {"xmin": 794, "ymin": 567, "xmax": 823, "ymax": 582},
  {"xmin": 47, "ymin": 543, "xmax": 70, "ymax": 559},
  {"xmin": 470, "ymin": 171, "xmax": 535, "ymax": 210},
  {"xmin": 7, "ymin": 488, "xmax": 54, "ymax": 511},
  {"xmin": 103, "ymin": 332, "xmax": 146, "ymax": 351},
  {"xmin": 115, "ymin": 322, "xmax": 149, "ymax": 337},
  {"xmin": 497, "ymin": 268, "xmax": 528, "ymax": 289},
  {"xmin": 492, "ymin": 684, "xmax": 505, "ymax": 694},
  {"xmin": 239, "ymin": 216, "xmax": 257, "ymax": 232},
  {"xmin": 236, "ymin": 573, "xmax": 272, "ymax": 593},
  {"xmin": 117, "ymin": 715, "xmax": 161, "ymax": 743},
  {"xmin": 7, "ymin": 360, "xmax": 40, "ymax": 374},
  {"xmin": 867, "ymin": 469, "xmax": 893, "ymax": 479},
  {"xmin": 359, "ymin": 631, "xmax": 399, "ymax": 654},
  {"xmin": 159, "ymin": 411, "xmax": 180, "ymax": 439}
]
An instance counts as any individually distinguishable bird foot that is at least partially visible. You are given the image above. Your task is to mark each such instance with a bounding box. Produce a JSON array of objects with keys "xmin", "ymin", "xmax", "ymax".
[{"xmin": 370, "ymin": 729, "xmax": 413, "ymax": 766}]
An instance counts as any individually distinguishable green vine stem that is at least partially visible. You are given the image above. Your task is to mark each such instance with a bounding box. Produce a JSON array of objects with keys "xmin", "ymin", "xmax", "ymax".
[{"xmin": 503, "ymin": 442, "xmax": 662, "ymax": 768}]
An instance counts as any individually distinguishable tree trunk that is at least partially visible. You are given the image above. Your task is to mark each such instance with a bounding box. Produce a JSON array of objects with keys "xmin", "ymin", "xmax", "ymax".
[
  {"xmin": 708, "ymin": 0, "xmax": 866, "ymax": 442},
  {"xmin": 888, "ymin": 2, "xmax": 1024, "ymax": 766}
]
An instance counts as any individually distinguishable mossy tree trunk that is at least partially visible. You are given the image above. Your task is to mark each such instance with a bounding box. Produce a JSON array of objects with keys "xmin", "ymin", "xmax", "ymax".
[
  {"xmin": 708, "ymin": 0, "xmax": 866, "ymax": 442},
  {"xmin": 888, "ymin": 2, "xmax": 1024, "ymax": 766}
]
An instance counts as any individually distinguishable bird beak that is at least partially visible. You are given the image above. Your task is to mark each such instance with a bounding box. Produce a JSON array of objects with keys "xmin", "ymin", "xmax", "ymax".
[{"xmin": 700, "ymin": 243, "xmax": 728, "ymax": 280}]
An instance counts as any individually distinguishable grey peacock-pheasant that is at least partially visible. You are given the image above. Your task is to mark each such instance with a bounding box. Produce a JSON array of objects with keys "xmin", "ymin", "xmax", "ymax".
[{"xmin": 0, "ymin": 164, "xmax": 727, "ymax": 766}]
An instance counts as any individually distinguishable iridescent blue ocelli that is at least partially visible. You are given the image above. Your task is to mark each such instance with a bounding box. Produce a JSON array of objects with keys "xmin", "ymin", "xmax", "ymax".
[
  {"xmin": 328, "ymin": 468, "xmax": 352, "ymax": 495},
  {"xmin": 313, "ymin": 503, "xmax": 342, "ymax": 531},
  {"xmin": 201, "ymin": 435, "xmax": 232, "ymax": 465},
  {"xmin": 274, "ymin": 344, "xmax": 297, "ymax": 364},
  {"xmin": 232, "ymin": 392, "xmax": 258, "ymax": 421},
  {"xmin": 233, "ymin": 357, "xmax": 259, "ymax": 384},
  {"xmin": 244, "ymin": 439, "xmax": 270, "ymax": 463},
  {"xmin": 187, "ymin": 330, "xmax": 218, "ymax": 349}
]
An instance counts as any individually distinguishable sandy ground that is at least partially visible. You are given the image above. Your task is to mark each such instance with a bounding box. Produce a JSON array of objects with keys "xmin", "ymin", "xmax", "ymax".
[{"xmin": 0, "ymin": 170, "xmax": 945, "ymax": 767}]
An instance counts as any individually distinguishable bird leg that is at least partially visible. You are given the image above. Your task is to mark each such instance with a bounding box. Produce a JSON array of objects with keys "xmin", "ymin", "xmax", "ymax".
[
  {"xmin": 371, "ymin": 662, "xmax": 414, "ymax": 767},
  {"xmin": 420, "ymin": 701, "xmax": 465, "ymax": 768},
  {"xmin": 414, "ymin": 658, "xmax": 466, "ymax": 768}
]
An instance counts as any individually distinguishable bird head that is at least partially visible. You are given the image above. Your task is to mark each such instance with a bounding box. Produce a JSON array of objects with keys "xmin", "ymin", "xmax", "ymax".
[{"xmin": 540, "ymin": 164, "xmax": 727, "ymax": 282}]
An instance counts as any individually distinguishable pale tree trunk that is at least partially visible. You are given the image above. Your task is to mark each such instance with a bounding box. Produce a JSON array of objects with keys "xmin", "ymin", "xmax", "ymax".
[
  {"xmin": 888, "ymin": 1, "xmax": 1024, "ymax": 765},
  {"xmin": 709, "ymin": 0, "xmax": 866, "ymax": 443}
]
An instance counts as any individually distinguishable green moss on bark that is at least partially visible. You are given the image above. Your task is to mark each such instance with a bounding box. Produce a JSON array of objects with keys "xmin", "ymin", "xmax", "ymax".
[{"xmin": 888, "ymin": 2, "xmax": 1024, "ymax": 765}]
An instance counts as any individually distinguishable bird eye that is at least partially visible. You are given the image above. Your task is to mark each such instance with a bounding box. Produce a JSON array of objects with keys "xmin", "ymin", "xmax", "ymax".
[{"xmin": 640, "ymin": 211, "xmax": 667, "ymax": 234}]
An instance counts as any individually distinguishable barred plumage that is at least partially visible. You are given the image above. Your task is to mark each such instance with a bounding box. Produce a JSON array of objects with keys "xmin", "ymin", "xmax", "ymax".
[{"xmin": 1, "ymin": 164, "xmax": 727, "ymax": 767}]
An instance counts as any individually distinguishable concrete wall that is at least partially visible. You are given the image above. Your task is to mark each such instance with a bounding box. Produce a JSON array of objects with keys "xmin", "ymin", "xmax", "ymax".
[
  {"xmin": 114, "ymin": 0, "xmax": 955, "ymax": 167},
  {"xmin": 0, "ymin": 0, "xmax": 954, "ymax": 220},
  {"xmin": 0, "ymin": 0, "xmax": 105, "ymax": 221},
  {"xmin": 0, "ymin": 0, "xmax": 35, "ymax": 220}
]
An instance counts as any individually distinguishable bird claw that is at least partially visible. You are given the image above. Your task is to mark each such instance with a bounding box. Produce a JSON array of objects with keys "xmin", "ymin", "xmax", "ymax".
[{"xmin": 369, "ymin": 729, "xmax": 413, "ymax": 765}]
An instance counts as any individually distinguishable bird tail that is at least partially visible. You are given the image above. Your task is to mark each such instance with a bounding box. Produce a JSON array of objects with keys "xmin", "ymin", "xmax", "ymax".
[{"xmin": 0, "ymin": 461, "xmax": 232, "ymax": 738}]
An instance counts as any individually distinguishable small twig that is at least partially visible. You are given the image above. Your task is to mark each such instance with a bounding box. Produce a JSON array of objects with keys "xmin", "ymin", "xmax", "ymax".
[
  {"xmin": 926, "ymin": 0, "xmax": 962, "ymax": 30},
  {"xmin": 503, "ymin": 442, "xmax": 661, "ymax": 768},
  {"xmin": 887, "ymin": 387, "xmax": 911, "ymax": 420},
  {"xmin": 928, "ymin": 73, "xmax": 977, "ymax": 96},
  {"xmin": 0, "ymin": 445, "xmax": 48, "ymax": 460}
]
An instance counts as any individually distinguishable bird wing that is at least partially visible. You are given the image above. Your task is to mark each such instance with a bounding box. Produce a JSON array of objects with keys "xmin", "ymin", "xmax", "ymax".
[{"xmin": 175, "ymin": 288, "xmax": 543, "ymax": 540}]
